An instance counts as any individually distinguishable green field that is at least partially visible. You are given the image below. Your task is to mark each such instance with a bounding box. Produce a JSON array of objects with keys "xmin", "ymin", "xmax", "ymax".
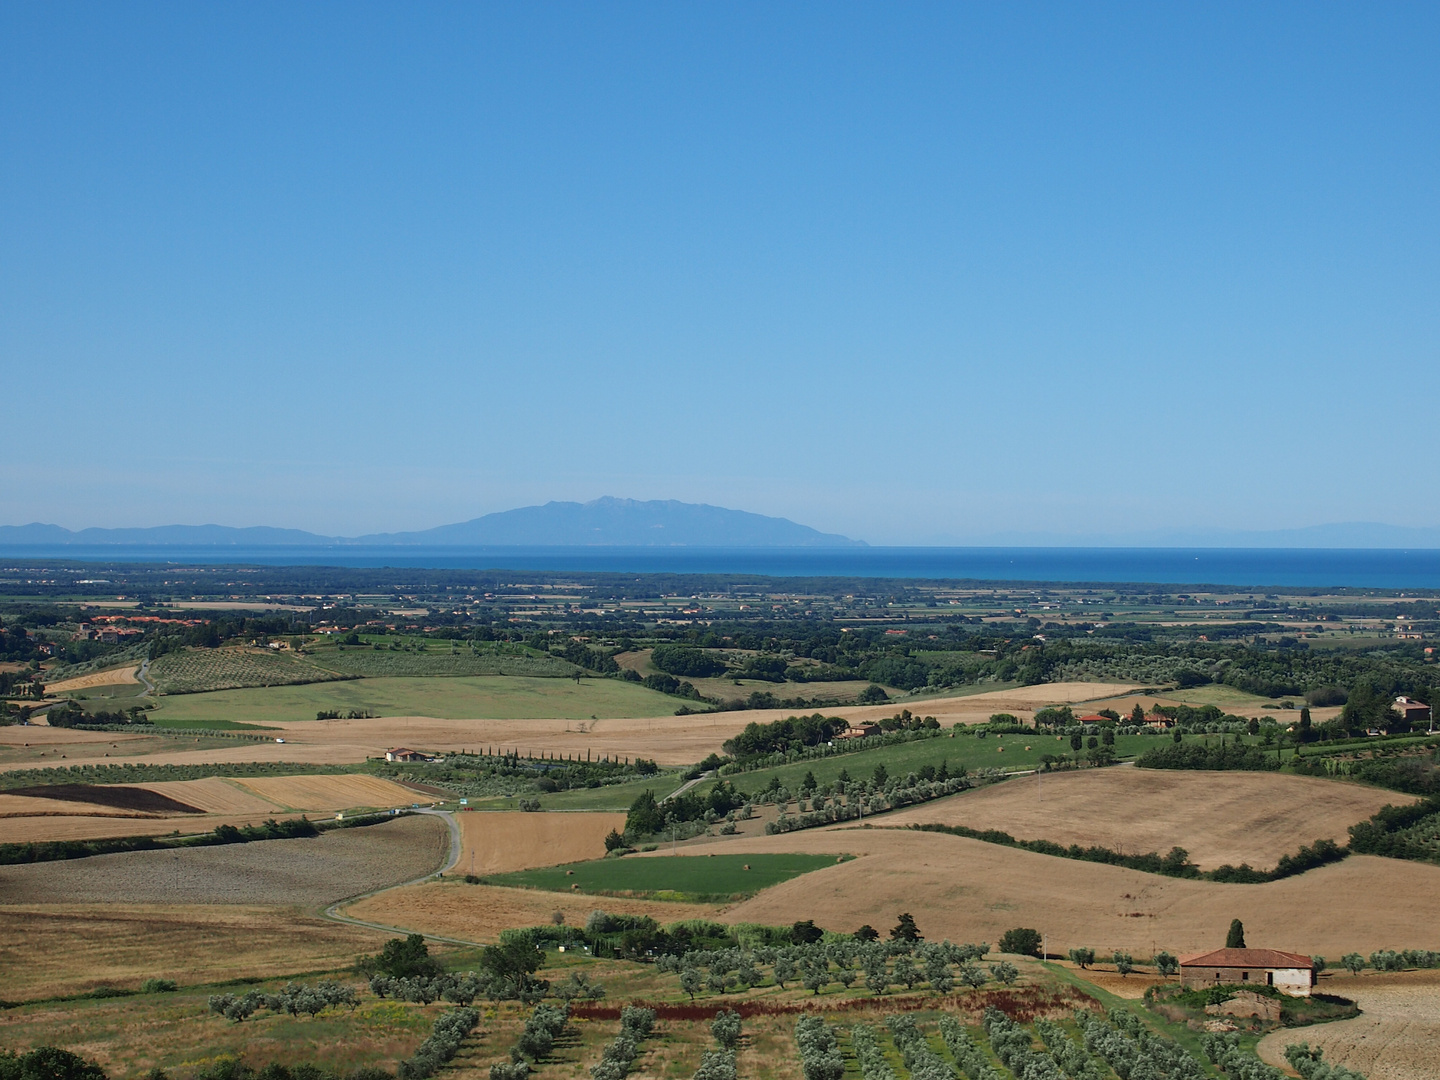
[
  {"xmin": 480, "ymin": 852, "xmax": 850, "ymax": 900},
  {"xmin": 310, "ymin": 647, "xmax": 576, "ymax": 679},
  {"xmin": 150, "ymin": 675, "xmax": 688, "ymax": 724},
  {"xmin": 1163, "ymin": 683, "xmax": 1287, "ymax": 709},
  {"xmin": 718, "ymin": 732, "xmax": 1179, "ymax": 793}
]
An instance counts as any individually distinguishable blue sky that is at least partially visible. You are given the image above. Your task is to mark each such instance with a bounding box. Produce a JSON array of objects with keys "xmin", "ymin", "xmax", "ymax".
[{"xmin": 2, "ymin": 3, "xmax": 1437, "ymax": 544}]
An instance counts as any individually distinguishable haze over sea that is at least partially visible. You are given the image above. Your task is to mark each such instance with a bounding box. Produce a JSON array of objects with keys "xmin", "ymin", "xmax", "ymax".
[{"xmin": 5, "ymin": 546, "xmax": 1440, "ymax": 589}]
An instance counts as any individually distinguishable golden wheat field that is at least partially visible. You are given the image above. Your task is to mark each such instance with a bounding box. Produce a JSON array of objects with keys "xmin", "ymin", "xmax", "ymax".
[
  {"xmin": 226, "ymin": 773, "xmax": 421, "ymax": 811},
  {"xmin": 883, "ymin": 768, "xmax": 1410, "ymax": 870},
  {"xmin": 455, "ymin": 811, "xmax": 627, "ymax": 876},
  {"xmin": 642, "ymin": 827, "xmax": 1440, "ymax": 958},
  {"xmin": 342, "ymin": 879, "xmax": 721, "ymax": 943},
  {"xmin": 42, "ymin": 666, "xmax": 141, "ymax": 693}
]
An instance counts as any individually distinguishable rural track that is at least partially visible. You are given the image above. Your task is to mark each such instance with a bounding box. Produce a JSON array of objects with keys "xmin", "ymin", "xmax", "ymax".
[
  {"xmin": 320, "ymin": 808, "xmax": 486, "ymax": 948},
  {"xmin": 660, "ymin": 770, "xmax": 713, "ymax": 803},
  {"xmin": 137, "ymin": 658, "xmax": 156, "ymax": 696}
]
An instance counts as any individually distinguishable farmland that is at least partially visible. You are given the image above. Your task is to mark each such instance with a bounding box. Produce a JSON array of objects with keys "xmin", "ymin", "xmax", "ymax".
[
  {"xmin": 10, "ymin": 568, "xmax": 1440, "ymax": 1079},
  {"xmin": 716, "ymin": 730, "xmax": 1167, "ymax": 794},
  {"xmin": 1256, "ymin": 970, "xmax": 1440, "ymax": 1079},
  {"xmin": 883, "ymin": 767, "xmax": 1412, "ymax": 870},
  {"xmin": 0, "ymin": 904, "xmax": 390, "ymax": 1000},
  {"xmin": 0, "ymin": 773, "xmax": 425, "ymax": 842},
  {"xmin": 149, "ymin": 675, "xmax": 687, "ymax": 725},
  {"xmin": 682, "ymin": 828, "xmax": 1440, "ymax": 958},
  {"xmin": 344, "ymin": 879, "xmax": 724, "ymax": 942},
  {"xmin": 149, "ymin": 647, "xmax": 353, "ymax": 694},
  {"xmin": 43, "ymin": 665, "xmax": 141, "ymax": 693},
  {"xmin": 310, "ymin": 646, "xmax": 577, "ymax": 679},
  {"xmin": 0, "ymin": 813, "xmax": 450, "ymax": 905},
  {"xmin": 454, "ymin": 811, "xmax": 627, "ymax": 875},
  {"xmin": 479, "ymin": 852, "xmax": 849, "ymax": 900}
]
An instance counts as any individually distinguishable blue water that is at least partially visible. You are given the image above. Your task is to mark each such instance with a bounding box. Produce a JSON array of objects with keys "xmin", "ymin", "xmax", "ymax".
[{"xmin": 3, "ymin": 545, "xmax": 1440, "ymax": 588}]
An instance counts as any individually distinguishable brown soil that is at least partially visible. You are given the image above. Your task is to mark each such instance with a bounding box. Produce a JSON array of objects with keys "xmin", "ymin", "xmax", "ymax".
[
  {"xmin": 455, "ymin": 811, "xmax": 627, "ymax": 876},
  {"xmin": 1256, "ymin": 970, "xmax": 1440, "ymax": 1080},
  {"xmin": 2, "ymin": 783, "xmax": 202, "ymax": 814},
  {"xmin": 344, "ymin": 879, "xmax": 723, "ymax": 943},
  {"xmin": 0, "ymin": 814, "xmax": 450, "ymax": 906},
  {"xmin": 0, "ymin": 904, "xmax": 388, "ymax": 1000},
  {"xmin": 883, "ymin": 768, "xmax": 1409, "ymax": 870}
]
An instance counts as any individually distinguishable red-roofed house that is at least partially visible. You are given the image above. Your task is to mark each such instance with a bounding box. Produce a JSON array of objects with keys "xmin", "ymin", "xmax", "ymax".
[
  {"xmin": 1178, "ymin": 948, "xmax": 1316, "ymax": 997},
  {"xmin": 385, "ymin": 747, "xmax": 425, "ymax": 762},
  {"xmin": 835, "ymin": 721, "xmax": 881, "ymax": 741}
]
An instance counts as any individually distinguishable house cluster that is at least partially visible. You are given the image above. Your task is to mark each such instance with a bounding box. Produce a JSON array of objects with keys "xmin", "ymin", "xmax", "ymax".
[{"xmin": 71, "ymin": 622, "xmax": 142, "ymax": 644}]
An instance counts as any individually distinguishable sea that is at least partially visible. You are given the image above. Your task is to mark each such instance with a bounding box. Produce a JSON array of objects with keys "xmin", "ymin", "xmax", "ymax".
[{"xmin": 3, "ymin": 545, "xmax": 1440, "ymax": 589}]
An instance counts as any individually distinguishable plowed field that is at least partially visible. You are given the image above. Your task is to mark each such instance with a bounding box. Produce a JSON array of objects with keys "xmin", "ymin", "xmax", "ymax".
[
  {"xmin": 0, "ymin": 813, "xmax": 450, "ymax": 906},
  {"xmin": 3, "ymin": 783, "xmax": 201, "ymax": 813},
  {"xmin": 455, "ymin": 811, "xmax": 627, "ymax": 876},
  {"xmin": 884, "ymin": 768, "xmax": 1410, "ymax": 869},
  {"xmin": 1257, "ymin": 971, "xmax": 1440, "ymax": 1080}
]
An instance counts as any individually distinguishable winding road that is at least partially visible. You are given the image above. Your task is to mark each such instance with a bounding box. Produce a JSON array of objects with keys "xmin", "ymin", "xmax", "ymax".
[{"xmin": 320, "ymin": 808, "xmax": 485, "ymax": 947}]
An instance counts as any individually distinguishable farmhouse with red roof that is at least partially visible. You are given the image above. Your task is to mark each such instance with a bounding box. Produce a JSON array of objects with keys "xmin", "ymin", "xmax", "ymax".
[{"xmin": 1178, "ymin": 948, "xmax": 1316, "ymax": 997}]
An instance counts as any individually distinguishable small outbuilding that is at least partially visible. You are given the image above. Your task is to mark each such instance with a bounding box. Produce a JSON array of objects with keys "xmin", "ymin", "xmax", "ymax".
[{"xmin": 1178, "ymin": 948, "xmax": 1316, "ymax": 997}]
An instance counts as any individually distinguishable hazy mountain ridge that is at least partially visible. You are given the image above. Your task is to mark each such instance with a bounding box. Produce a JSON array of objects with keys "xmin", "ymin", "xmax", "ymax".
[{"xmin": 0, "ymin": 498, "xmax": 864, "ymax": 548}]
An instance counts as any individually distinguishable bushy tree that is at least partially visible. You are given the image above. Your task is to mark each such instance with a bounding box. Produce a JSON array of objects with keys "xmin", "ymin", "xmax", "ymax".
[
  {"xmin": 366, "ymin": 934, "xmax": 440, "ymax": 979},
  {"xmin": 1225, "ymin": 919, "xmax": 1246, "ymax": 949},
  {"xmin": 998, "ymin": 928, "xmax": 1041, "ymax": 957},
  {"xmin": 1068, "ymin": 947, "xmax": 1096, "ymax": 969}
]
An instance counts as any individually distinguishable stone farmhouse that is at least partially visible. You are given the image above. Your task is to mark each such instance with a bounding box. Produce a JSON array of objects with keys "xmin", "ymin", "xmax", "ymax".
[{"xmin": 1178, "ymin": 948, "xmax": 1316, "ymax": 997}]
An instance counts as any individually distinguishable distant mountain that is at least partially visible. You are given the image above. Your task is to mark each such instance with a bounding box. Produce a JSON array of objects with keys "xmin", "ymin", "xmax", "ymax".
[
  {"xmin": 366, "ymin": 497, "xmax": 863, "ymax": 547},
  {"xmin": 0, "ymin": 498, "xmax": 864, "ymax": 548}
]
